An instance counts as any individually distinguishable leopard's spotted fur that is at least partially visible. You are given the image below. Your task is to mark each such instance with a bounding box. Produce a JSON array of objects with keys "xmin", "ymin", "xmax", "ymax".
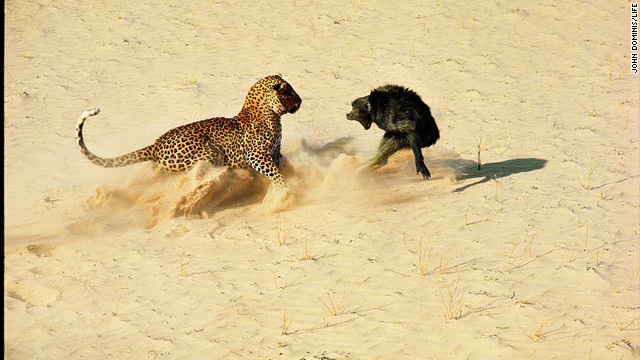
[{"xmin": 76, "ymin": 75, "xmax": 301, "ymax": 187}]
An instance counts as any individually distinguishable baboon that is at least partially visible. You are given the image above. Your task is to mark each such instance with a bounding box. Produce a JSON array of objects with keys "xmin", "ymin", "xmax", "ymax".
[{"xmin": 346, "ymin": 85, "xmax": 440, "ymax": 179}]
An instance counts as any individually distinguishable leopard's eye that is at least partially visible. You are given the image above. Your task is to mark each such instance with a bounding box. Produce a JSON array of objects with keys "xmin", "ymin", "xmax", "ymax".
[
  {"xmin": 273, "ymin": 83, "xmax": 287, "ymax": 92},
  {"xmin": 365, "ymin": 102, "xmax": 371, "ymax": 112}
]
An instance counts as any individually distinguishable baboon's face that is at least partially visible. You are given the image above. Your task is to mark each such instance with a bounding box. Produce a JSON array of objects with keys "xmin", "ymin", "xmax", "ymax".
[{"xmin": 346, "ymin": 96, "xmax": 373, "ymax": 130}]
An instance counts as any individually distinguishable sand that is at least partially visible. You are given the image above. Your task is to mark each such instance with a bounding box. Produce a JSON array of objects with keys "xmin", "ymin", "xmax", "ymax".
[{"xmin": 4, "ymin": 1, "xmax": 640, "ymax": 359}]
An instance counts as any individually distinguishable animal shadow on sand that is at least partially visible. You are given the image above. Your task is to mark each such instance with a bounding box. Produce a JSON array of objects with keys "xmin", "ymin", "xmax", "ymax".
[{"xmin": 448, "ymin": 158, "xmax": 547, "ymax": 192}]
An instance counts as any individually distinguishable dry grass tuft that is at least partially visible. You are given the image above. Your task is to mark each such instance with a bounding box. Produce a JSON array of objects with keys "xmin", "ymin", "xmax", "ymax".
[
  {"xmin": 519, "ymin": 315, "xmax": 553, "ymax": 342},
  {"xmin": 274, "ymin": 213, "xmax": 287, "ymax": 246},
  {"xmin": 525, "ymin": 229, "xmax": 535, "ymax": 257},
  {"xmin": 583, "ymin": 220, "xmax": 590, "ymax": 250},
  {"xmin": 578, "ymin": 165, "xmax": 595, "ymax": 190},
  {"xmin": 179, "ymin": 247, "xmax": 189, "ymax": 276},
  {"xmin": 439, "ymin": 250, "xmax": 450, "ymax": 275},
  {"xmin": 417, "ymin": 234, "xmax": 433, "ymax": 276},
  {"xmin": 320, "ymin": 284, "xmax": 346, "ymax": 319},
  {"xmin": 281, "ymin": 307, "xmax": 298, "ymax": 335},
  {"xmin": 439, "ymin": 278, "xmax": 464, "ymax": 322}
]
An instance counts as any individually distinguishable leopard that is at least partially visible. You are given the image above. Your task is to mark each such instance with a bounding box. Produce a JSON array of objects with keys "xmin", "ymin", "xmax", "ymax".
[{"xmin": 76, "ymin": 75, "xmax": 302, "ymax": 189}]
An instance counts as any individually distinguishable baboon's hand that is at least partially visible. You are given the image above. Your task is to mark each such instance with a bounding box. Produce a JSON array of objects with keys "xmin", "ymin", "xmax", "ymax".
[{"xmin": 416, "ymin": 162, "xmax": 431, "ymax": 179}]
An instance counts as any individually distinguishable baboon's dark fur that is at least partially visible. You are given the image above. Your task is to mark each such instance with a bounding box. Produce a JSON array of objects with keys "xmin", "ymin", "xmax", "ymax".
[{"xmin": 346, "ymin": 85, "xmax": 440, "ymax": 178}]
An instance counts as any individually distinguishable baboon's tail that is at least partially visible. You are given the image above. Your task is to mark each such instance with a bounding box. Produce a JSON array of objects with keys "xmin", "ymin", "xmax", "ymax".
[{"xmin": 76, "ymin": 108, "xmax": 155, "ymax": 168}]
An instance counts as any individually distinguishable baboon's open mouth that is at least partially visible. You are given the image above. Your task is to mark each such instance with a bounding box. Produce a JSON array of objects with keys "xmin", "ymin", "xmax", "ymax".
[
  {"xmin": 360, "ymin": 122, "xmax": 372, "ymax": 130},
  {"xmin": 346, "ymin": 113, "xmax": 372, "ymax": 130}
]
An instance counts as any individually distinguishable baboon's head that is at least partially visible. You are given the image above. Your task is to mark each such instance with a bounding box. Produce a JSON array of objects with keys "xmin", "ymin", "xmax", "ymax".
[{"xmin": 346, "ymin": 96, "xmax": 373, "ymax": 130}]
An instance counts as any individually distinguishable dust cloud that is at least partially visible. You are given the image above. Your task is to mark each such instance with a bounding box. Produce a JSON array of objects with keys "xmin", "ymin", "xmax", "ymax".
[{"xmin": 81, "ymin": 138, "xmax": 460, "ymax": 228}]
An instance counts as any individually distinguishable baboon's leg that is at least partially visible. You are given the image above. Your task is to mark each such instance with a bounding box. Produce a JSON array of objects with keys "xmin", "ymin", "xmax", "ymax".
[
  {"xmin": 370, "ymin": 134, "xmax": 409, "ymax": 169},
  {"xmin": 407, "ymin": 131, "xmax": 431, "ymax": 179}
]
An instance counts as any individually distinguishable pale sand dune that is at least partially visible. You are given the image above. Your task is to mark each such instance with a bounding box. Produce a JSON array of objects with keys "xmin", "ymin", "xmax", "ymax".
[{"xmin": 4, "ymin": 1, "xmax": 640, "ymax": 359}]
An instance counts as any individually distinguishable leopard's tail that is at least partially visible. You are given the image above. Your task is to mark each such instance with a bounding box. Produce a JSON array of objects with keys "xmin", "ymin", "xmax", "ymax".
[{"xmin": 76, "ymin": 108, "xmax": 155, "ymax": 168}]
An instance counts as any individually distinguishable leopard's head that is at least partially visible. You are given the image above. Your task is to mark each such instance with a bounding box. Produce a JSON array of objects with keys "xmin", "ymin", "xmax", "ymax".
[{"xmin": 244, "ymin": 75, "xmax": 302, "ymax": 116}]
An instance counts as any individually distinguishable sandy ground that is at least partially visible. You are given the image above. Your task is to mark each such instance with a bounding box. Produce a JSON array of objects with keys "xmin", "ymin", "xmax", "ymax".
[{"xmin": 4, "ymin": 1, "xmax": 640, "ymax": 359}]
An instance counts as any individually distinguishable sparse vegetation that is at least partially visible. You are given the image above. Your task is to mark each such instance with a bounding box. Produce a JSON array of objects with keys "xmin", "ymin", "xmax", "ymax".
[
  {"xmin": 322, "ymin": 304, "xmax": 329, "ymax": 328},
  {"xmin": 576, "ymin": 100, "xmax": 599, "ymax": 117},
  {"xmin": 627, "ymin": 267, "xmax": 639, "ymax": 291},
  {"xmin": 275, "ymin": 213, "xmax": 287, "ymax": 246},
  {"xmin": 520, "ymin": 315, "xmax": 553, "ymax": 342},
  {"xmin": 100, "ymin": 342, "xmax": 109, "ymax": 360},
  {"xmin": 320, "ymin": 284, "xmax": 346, "ymax": 321},
  {"xmin": 606, "ymin": 55, "xmax": 613, "ymax": 81},
  {"xmin": 578, "ymin": 166, "xmax": 595, "ymax": 190},
  {"xmin": 439, "ymin": 250, "xmax": 450, "ymax": 275},
  {"xmin": 439, "ymin": 278, "xmax": 465, "ymax": 322},
  {"xmin": 301, "ymin": 238, "xmax": 311, "ymax": 261},
  {"xmin": 508, "ymin": 238, "xmax": 520, "ymax": 259},
  {"xmin": 621, "ymin": 103, "xmax": 630, "ymax": 129},
  {"xmin": 583, "ymin": 220, "xmax": 590, "ymax": 250},
  {"xmin": 525, "ymin": 229, "xmax": 535, "ymax": 257},
  {"xmin": 179, "ymin": 247, "xmax": 189, "ymax": 276},
  {"xmin": 321, "ymin": 291, "xmax": 340, "ymax": 316},
  {"xmin": 417, "ymin": 234, "xmax": 433, "ymax": 276},
  {"xmin": 609, "ymin": 306, "xmax": 637, "ymax": 331},
  {"xmin": 569, "ymin": 242, "xmax": 578, "ymax": 262},
  {"xmin": 273, "ymin": 271, "xmax": 279, "ymax": 290},
  {"xmin": 610, "ymin": 307, "xmax": 622, "ymax": 331},
  {"xmin": 281, "ymin": 307, "xmax": 297, "ymax": 335}
]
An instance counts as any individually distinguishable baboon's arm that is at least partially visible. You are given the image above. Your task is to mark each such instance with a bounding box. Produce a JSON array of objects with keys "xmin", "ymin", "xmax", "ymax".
[{"xmin": 407, "ymin": 131, "xmax": 431, "ymax": 179}]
